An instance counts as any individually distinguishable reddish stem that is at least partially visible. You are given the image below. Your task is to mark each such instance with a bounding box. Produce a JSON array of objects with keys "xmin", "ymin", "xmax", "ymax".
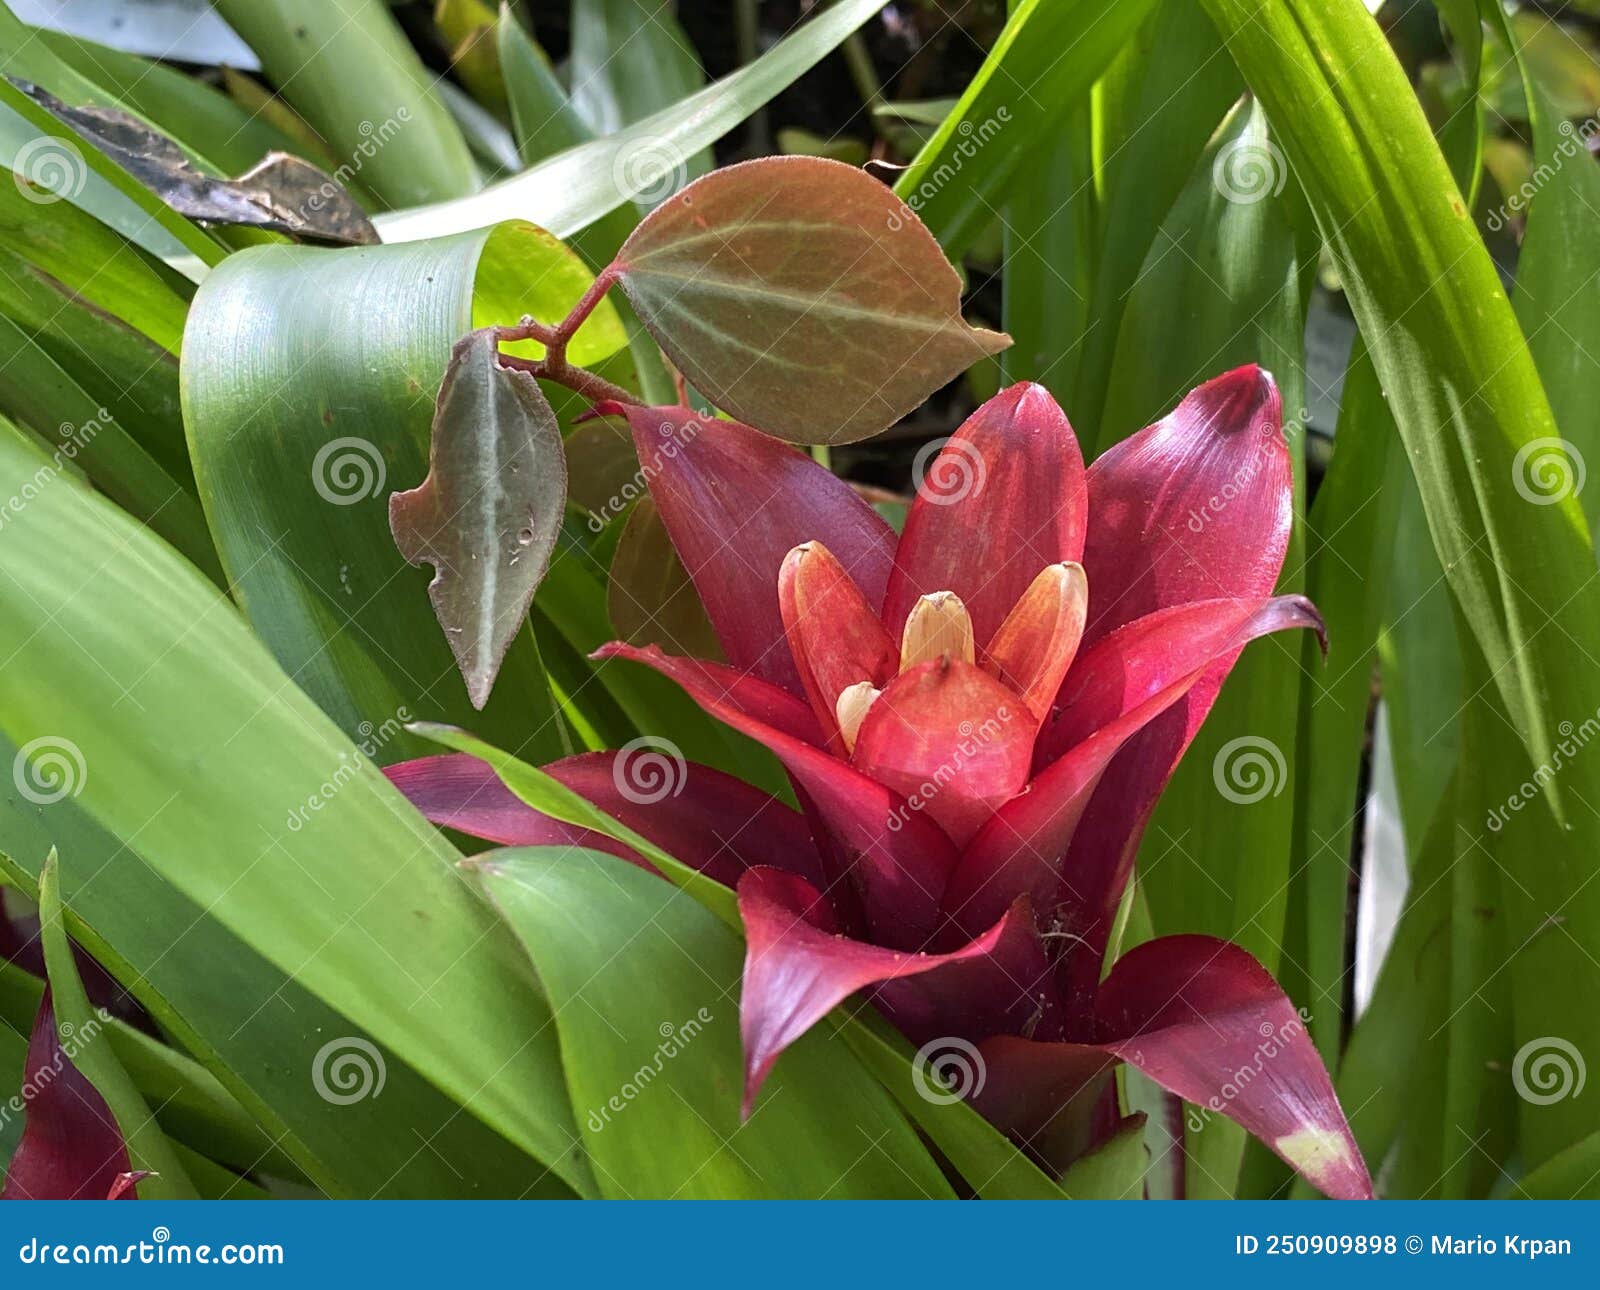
[
  {"xmin": 499, "ymin": 353, "xmax": 641, "ymax": 407},
  {"xmin": 494, "ymin": 262, "xmax": 640, "ymax": 406},
  {"xmin": 555, "ymin": 265, "xmax": 622, "ymax": 352}
]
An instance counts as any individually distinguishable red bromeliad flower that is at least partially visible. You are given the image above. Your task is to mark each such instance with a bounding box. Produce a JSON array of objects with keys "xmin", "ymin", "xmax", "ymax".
[{"xmin": 388, "ymin": 367, "xmax": 1373, "ymax": 1199}]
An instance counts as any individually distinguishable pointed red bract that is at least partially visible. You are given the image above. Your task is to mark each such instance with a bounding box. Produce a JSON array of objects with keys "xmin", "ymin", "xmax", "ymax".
[
  {"xmin": 544, "ymin": 366, "xmax": 1365, "ymax": 1199},
  {"xmin": 968, "ymin": 1036, "xmax": 1118, "ymax": 1174},
  {"xmin": 778, "ymin": 542, "xmax": 898, "ymax": 753},
  {"xmin": 1038, "ymin": 595, "xmax": 1325, "ymax": 766},
  {"xmin": 884, "ymin": 382, "xmax": 1087, "ymax": 646},
  {"xmin": 736, "ymin": 867, "xmax": 1052, "ymax": 1116},
  {"xmin": 851, "ymin": 659, "xmax": 1037, "ymax": 848},
  {"xmin": 612, "ymin": 402, "xmax": 897, "ymax": 695},
  {"xmin": 385, "ymin": 751, "xmax": 827, "ymax": 890},
  {"xmin": 1094, "ymin": 935, "xmax": 1373, "ymax": 1200},
  {"xmin": 1080, "ymin": 364, "xmax": 1290, "ymax": 642},
  {"xmin": 1044, "ymin": 368, "xmax": 1302, "ymax": 1005},
  {"xmin": 2, "ymin": 991, "xmax": 136, "ymax": 1201},
  {"xmin": 946, "ymin": 596, "xmax": 1323, "ymax": 937},
  {"xmin": 981, "ymin": 562, "xmax": 1088, "ymax": 721},
  {"xmin": 597, "ymin": 644, "xmax": 957, "ymax": 946}
]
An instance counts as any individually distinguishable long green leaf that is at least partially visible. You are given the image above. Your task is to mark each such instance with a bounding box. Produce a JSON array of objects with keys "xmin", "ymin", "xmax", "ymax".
[
  {"xmin": 211, "ymin": 0, "xmax": 477, "ymax": 208},
  {"xmin": 570, "ymin": 0, "xmax": 707, "ymax": 152},
  {"xmin": 0, "ymin": 813, "xmax": 556, "ymax": 1199},
  {"xmin": 1070, "ymin": 0, "xmax": 1243, "ymax": 423},
  {"xmin": 0, "ymin": 337, "xmax": 217, "ymax": 583},
  {"xmin": 180, "ymin": 222, "xmax": 622, "ymax": 763},
  {"xmin": 36, "ymin": 850, "xmax": 198, "ymax": 1199},
  {"xmin": 376, "ymin": 0, "xmax": 885, "ymax": 242},
  {"xmin": 1294, "ymin": 348, "xmax": 1403, "ymax": 1063},
  {"xmin": 893, "ymin": 0, "xmax": 1158, "ymax": 257},
  {"xmin": 1514, "ymin": 1129, "xmax": 1600, "ymax": 1199},
  {"xmin": 476, "ymin": 847, "xmax": 955, "ymax": 1199},
  {"xmin": 1202, "ymin": 0, "xmax": 1600, "ymax": 1173},
  {"xmin": 0, "ymin": 425, "xmax": 593, "ymax": 1194}
]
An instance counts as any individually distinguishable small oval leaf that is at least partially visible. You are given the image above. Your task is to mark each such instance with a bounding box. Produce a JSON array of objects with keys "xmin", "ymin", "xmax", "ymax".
[
  {"xmin": 390, "ymin": 329, "xmax": 565, "ymax": 709},
  {"xmin": 613, "ymin": 156, "xmax": 1009, "ymax": 444}
]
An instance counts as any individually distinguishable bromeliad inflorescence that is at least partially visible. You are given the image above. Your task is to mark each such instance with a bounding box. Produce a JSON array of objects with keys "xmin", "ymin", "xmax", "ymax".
[{"xmin": 390, "ymin": 352, "xmax": 1372, "ymax": 1199}]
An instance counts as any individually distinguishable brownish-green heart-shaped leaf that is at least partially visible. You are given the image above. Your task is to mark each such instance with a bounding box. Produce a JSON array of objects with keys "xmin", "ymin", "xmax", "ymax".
[
  {"xmin": 390, "ymin": 329, "xmax": 565, "ymax": 709},
  {"xmin": 612, "ymin": 156, "xmax": 1009, "ymax": 444}
]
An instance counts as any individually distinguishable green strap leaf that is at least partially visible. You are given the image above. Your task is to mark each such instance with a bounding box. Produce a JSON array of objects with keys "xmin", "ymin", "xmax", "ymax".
[
  {"xmin": 0, "ymin": 819, "xmax": 560, "ymax": 1199},
  {"xmin": 1204, "ymin": 0, "xmax": 1600, "ymax": 1174},
  {"xmin": 375, "ymin": 0, "xmax": 887, "ymax": 243},
  {"xmin": 0, "ymin": 425, "xmax": 593, "ymax": 1195},
  {"xmin": 1201, "ymin": 0, "xmax": 1600, "ymax": 795},
  {"xmin": 0, "ymin": 335, "xmax": 216, "ymax": 582},
  {"xmin": 35, "ymin": 850, "xmax": 198, "ymax": 1200},
  {"xmin": 893, "ymin": 0, "xmax": 1158, "ymax": 257},
  {"xmin": 1295, "ymin": 348, "xmax": 1403, "ymax": 1063},
  {"xmin": 570, "ymin": 0, "xmax": 706, "ymax": 148},
  {"xmin": 475, "ymin": 847, "xmax": 956, "ymax": 1199},
  {"xmin": 210, "ymin": 0, "xmax": 477, "ymax": 209}
]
